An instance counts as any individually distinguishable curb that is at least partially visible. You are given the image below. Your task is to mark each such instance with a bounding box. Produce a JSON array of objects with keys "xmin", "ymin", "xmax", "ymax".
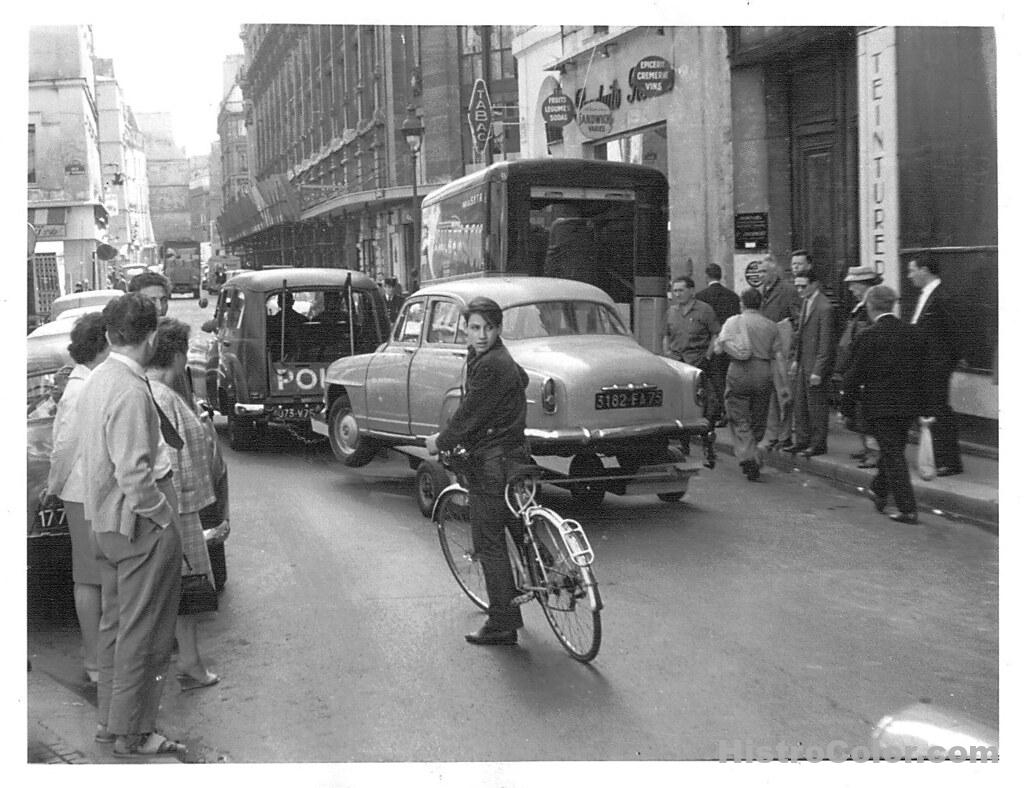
[{"xmin": 714, "ymin": 439, "xmax": 998, "ymax": 534}]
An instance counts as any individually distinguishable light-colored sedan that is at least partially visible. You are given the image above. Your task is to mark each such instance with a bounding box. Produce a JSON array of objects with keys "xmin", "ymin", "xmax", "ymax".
[{"xmin": 313, "ymin": 277, "xmax": 711, "ymax": 508}]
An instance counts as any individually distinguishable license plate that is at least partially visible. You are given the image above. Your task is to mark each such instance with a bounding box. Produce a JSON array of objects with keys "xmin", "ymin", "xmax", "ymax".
[
  {"xmin": 273, "ymin": 405, "xmax": 312, "ymax": 421},
  {"xmin": 595, "ymin": 388, "xmax": 663, "ymax": 410}
]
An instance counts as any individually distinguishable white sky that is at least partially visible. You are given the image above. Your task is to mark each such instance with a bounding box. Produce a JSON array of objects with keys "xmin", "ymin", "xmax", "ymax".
[{"xmin": 91, "ymin": 22, "xmax": 244, "ymax": 157}]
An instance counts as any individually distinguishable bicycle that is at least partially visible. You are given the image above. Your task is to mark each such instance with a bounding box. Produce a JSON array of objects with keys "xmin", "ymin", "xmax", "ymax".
[{"xmin": 433, "ymin": 449, "xmax": 603, "ymax": 662}]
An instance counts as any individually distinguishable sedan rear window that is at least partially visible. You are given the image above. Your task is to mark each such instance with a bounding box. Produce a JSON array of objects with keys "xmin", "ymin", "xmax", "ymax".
[{"xmin": 502, "ymin": 301, "xmax": 629, "ymax": 341}]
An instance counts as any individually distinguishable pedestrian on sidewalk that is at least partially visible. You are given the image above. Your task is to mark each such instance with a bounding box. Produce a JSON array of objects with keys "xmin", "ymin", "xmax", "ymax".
[
  {"xmin": 787, "ymin": 267, "xmax": 834, "ymax": 458},
  {"xmin": 664, "ymin": 275, "xmax": 721, "ymax": 442},
  {"xmin": 43, "ymin": 313, "xmax": 110, "ymax": 685},
  {"xmin": 716, "ymin": 288, "xmax": 789, "ymax": 481},
  {"xmin": 77, "ymin": 293, "xmax": 186, "ymax": 758},
  {"xmin": 696, "ymin": 263, "xmax": 740, "ymax": 428},
  {"xmin": 908, "ymin": 256, "xmax": 965, "ymax": 477},
  {"xmin": 146, "ymin": 317, "xmax": 222, "ymax": 693},
  {"xmin": 835, "ymin": 265, "xmax": 883, "ymax": 468},
  {"xmin": 757, "ymin": 257, "xmax": 801, "ymax": 450},
  {"xmin": 843, "ymin": 285, "xmax": 927, "ymax": 523}
]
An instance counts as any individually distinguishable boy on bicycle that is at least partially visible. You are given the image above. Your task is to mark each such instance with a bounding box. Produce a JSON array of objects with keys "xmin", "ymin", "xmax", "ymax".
[{"xmin": 426, "ymin": 297, "xmax": 530, "ymax": 646}]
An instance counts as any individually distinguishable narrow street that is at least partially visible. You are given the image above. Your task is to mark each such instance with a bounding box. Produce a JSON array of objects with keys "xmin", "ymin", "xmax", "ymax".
[{"xmin": 27, "ymin": 295, "xmax": 997, "ymax": 762}]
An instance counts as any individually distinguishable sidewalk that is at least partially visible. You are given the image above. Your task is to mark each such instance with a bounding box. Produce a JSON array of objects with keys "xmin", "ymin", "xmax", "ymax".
[
  {"xmin": 711, "ymin": 415, "xmax": 998, "ymax": 532},
  {"xmin": 26, "ymin": 649, "xmax": 192, "ymax": 765}
]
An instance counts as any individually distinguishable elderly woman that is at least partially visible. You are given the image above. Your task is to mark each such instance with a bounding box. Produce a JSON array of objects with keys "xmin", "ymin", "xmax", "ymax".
[
  {"xmin": 45, "ymin": 312, "xmax": 110, "ymax": 684},
  {"xmin": 146, "ymin": 317, "xmax": 222, "ymax": 691}
]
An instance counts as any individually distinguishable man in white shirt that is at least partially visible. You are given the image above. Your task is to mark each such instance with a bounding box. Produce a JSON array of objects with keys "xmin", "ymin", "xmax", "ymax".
[{"xmin": 908, "ymin": 257, "xmax": 963, "ymax": 476}]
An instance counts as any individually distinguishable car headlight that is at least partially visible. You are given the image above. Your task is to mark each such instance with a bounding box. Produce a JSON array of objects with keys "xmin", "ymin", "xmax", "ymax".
[
  {"xmin": 542, "ymin": 377, "xmax": 558, "ymax": 414},
  {"xmin": 695, "ymin": 371, "xmax": 706, "ymax": 411}
]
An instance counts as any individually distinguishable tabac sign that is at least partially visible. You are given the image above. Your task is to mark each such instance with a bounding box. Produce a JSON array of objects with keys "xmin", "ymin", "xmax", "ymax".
[{"xmin": 467, "ymin": 79, "xmax": 493, "ymax": 153}]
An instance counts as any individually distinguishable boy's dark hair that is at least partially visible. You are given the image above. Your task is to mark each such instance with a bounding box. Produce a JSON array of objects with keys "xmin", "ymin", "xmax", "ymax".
[
  {"xmin": 148, "ymin": 317, "xmax": 191, "ymax": 369},
  {"xmin": 791, "ymin": 249, "xmax": 812, "ymax": 263},
  {"xmin": 795, "ymin": 266, "xmax": 818, "ymax": 283},
  {"xmin": 462, "ymin": 296, "xmax": 503, "ymax": 327},
  {"xmin": 67, "ymin": 312, "xmax": 109, "ymax": 364},
  {"xmin": 705, "ymin": 263, "xmax": 723, "ymax": 281},
  {"xmin": 127, "ymin": 270, "xmax": 171, "ymax": 295},
  {"xmin": 102, "ymin": 293, "xmax": 158, "ymax": 346}
]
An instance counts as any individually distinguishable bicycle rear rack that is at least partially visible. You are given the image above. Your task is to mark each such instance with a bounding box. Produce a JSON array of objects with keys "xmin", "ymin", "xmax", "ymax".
[{"xmin": 551, "ymin": 515, "xmax": 594, "ymax": 567}]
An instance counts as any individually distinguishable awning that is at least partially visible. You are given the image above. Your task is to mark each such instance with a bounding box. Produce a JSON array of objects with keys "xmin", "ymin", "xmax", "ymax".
[{"xmin": 543, "ymin": 29, "xmax": 633, "ymax": 72}]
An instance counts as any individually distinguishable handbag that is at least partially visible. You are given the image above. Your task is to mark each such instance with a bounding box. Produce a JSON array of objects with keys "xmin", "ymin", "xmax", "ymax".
[
  {"xmin": 179, "ymin": 553, "xmax": 218, "ymax": 616},
  {"xmin": 917, "ymin": 417, "xmax": 937, "ymax": 481}
]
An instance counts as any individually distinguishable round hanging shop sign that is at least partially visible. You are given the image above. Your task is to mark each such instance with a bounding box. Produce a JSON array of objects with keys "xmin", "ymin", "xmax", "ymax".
[
  {"xmin": 577, "ymin": 100, "xmax": 614, "ymax": 139},
  {"xmin": 630, "ymin": 55, "xmax": 675, "ymax": 98},
  {"xmin": 541, "ymin": 91, "xmax": 576, "ymax": 128}
]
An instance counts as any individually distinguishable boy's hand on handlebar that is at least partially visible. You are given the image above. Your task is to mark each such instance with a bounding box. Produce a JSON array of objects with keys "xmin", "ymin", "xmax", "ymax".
[{"xmin": 425, "ymin": 433, "xmax": 440, "ymax": 456}]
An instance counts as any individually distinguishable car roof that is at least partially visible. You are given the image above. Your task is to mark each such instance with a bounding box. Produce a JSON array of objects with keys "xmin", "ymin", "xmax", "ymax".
[
  {"xmin": 223, "ymin": 267, "xmax": 378, "ymax": 293},
  {"xmin": 413, "ymin": 276, "xmax": 614, "ymax": 308},
  {"xmin": 51, "ymin": 289, "xmax": 123, "ymax": 311}
]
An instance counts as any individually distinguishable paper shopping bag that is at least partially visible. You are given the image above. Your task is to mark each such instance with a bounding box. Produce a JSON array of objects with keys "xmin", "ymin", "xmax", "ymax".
[{"xmin": 917, "ymin": 417, "xmax": 936, "ymax": 481}]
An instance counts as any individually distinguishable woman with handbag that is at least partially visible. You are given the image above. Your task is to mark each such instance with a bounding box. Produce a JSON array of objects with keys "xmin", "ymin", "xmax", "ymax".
[
  {"xmin": 146, "ymin": 318, "xmax": 222, "ymax": 691},
  {"xmin": 714, "ymin": 288, "xmax": 788, "ymax": 481},
  {"xmin": 44, "ymin": 313, "xmax": 110, "ymax": 684}
]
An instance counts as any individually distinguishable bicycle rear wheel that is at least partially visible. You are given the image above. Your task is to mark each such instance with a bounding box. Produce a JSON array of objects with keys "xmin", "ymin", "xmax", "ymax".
[
  {"xmin": 529, "ymin": 511, "xmax": 602, "ymax": 662},
  {"xmin": 435, "ymin": 487, "xmax": 488, "ymax": 610}
]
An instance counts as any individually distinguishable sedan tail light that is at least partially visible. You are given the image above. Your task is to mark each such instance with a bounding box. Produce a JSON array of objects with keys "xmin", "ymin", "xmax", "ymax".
[{"xmin": 542, "ymin": 377, "xmax": 558, "ymax": 414}]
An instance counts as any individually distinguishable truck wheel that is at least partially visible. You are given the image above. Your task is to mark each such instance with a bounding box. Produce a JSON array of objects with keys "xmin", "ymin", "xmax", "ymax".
[
  {"xmin": 568, "ymin": 453, "xmax": 605, "ymax": 507},
  {"xmin": 415, "ymin": 460, "xmax": 451, "ymax": 518},
  {"xmin": 328, "ymin": 395, "xmax": 378, "ymax": 467}
]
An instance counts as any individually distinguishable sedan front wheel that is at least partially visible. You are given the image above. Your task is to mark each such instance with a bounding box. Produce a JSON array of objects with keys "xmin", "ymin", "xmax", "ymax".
[{"xmin": 328, "ymin": 395, "xmax": 379, "ymax": 467}]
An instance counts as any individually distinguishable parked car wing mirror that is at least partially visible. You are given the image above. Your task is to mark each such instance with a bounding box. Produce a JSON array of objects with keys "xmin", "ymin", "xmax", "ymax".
[{"xmin": 201, "ymin": 318, "xmax": 217, "ymax": 333}]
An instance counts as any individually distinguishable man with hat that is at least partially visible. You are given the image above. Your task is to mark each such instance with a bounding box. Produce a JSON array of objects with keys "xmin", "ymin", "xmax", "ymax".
[
  {"xmin": 382, "ymin": 277, "xmax": 405, "ymax": 324},
  {"xmin": 835, "ymin": 265, "xmax": 883, "ymax": 468}
]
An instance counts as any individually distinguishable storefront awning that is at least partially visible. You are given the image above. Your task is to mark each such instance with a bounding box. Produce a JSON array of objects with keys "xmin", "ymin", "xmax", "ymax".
[{"xmin": 543, "ymin": 29, "xmax": 633, "ymax": 72}]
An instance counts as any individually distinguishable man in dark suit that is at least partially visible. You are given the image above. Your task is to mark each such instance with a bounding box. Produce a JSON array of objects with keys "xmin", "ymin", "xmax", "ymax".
[
  {"xmin": 695, "ymin": 263, "xmax": 740, "ymax": 324},
  {"xmin": 908, "ymin": 257, "xmax": 963, "ymax": 476},
  {"xmin": 383, "ymin": 277, "xmax": 405, "ymax": 324},
  {"xmin": 758, "ymin": 257, "xmax": 802, "ymax": 449},
  {"xmin": 786, "ymin": 267, "xmax": 834, "ymax": 457},
  {"xmin": 695, "ymin": 263, "xmax": 739, "ymax": 427},
  {"xmin": 844, "ymin": 285, "xmax": 926, "ymax": 523}
]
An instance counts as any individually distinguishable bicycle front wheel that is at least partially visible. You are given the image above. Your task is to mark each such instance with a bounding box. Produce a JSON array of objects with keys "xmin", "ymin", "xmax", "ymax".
[
  {"xmin": 435, "ymin": 487, "xmax": 488, "ymax": 611},
  {"xmin": 529, "ymin": 511, "xmax": 602, "ymax": 662}
]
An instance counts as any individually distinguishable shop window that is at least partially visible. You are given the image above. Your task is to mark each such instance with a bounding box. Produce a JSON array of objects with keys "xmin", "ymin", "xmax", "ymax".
[{"xmin": 591, "ymin": 123, "xmax": 668, "ymax": 177}]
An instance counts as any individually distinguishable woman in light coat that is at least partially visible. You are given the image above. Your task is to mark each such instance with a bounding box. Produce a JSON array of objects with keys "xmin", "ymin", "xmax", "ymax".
[{"xmin": 45, "ymin": 313, "xmax": 110, "ymax": 683}]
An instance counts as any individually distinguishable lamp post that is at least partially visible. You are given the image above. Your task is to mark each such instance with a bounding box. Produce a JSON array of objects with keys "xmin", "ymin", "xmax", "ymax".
[{"xmin": 401, "ymin": 108, "xmax": 425, "ymax": 290}]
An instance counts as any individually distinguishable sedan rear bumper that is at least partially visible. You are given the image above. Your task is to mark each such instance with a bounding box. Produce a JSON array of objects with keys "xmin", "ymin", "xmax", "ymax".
[{"xmin": 525, "ymin": 418, "xmax": 710, "ymax": 452}]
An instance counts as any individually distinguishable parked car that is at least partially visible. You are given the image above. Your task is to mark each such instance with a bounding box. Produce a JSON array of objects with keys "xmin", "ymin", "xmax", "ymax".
[
  {"xmin": 188, "ymin": 267, "xmax": 391, "ymax": 450},
  {"xmin": 312, "ymin": 277, "xmax": 710, "ymax": 509},
  {"xmin": 49, "ymin": 289, "xmax": 123, "ymax": 322}
]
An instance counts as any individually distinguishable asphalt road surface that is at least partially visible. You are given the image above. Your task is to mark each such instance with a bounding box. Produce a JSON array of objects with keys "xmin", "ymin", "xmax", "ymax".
[{"xmin": 26, "ymin": 293, "xmax": 998, "ymax": 763}]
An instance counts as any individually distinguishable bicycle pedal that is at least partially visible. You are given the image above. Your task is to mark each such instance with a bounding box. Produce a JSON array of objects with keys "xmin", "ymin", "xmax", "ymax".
[{"xmin": 511, "ymin": 591, "xmax": 534, "ymax": 606}]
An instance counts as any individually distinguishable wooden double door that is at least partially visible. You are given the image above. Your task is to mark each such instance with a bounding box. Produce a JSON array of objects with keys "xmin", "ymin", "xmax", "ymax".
[{"xmin": 788, "ymin": 34, "xmax": 858, "ymax": 306}]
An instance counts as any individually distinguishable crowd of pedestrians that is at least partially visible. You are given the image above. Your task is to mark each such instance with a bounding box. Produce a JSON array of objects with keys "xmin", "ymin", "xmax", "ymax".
[
  {"xmin": 40, "ymin": 272, "xmax": 228, "ymax": 758},
  {"xmin": 665, "ymin": 252, "xmax": 965, "ymax": 522}
]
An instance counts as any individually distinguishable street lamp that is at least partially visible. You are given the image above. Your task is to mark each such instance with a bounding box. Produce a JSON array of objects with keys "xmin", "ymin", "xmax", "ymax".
[{"xmin": 401, "ymin": 108, "xmax": 425, "ymax": 290}]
